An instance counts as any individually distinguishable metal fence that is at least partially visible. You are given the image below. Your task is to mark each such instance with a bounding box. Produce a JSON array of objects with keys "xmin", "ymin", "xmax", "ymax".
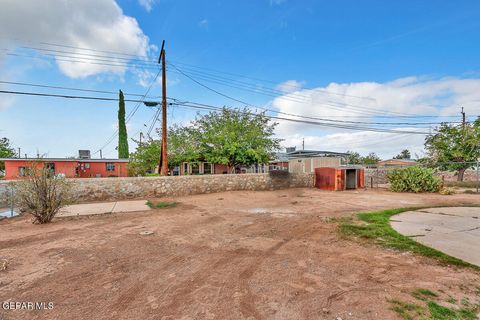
[{"xmin": 363, "ymin": 161, "xmax": 480, "ymax": 193}]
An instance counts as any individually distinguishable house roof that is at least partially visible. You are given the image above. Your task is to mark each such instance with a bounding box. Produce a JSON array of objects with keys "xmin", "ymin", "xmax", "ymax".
[
  {"xmin": 378, "ymin": 159, "xmax": 417, "ymax": 163},
  {"xmin": 0, "ymin": 158, "xmax": 129, "ymax": 163},
  {"xmin": 270, "ymin": 150, "xmax": 348, "ymax": 162},
  {"xmin": 286, "ymin": 150, "xmax": 349, "ymax": 158}
]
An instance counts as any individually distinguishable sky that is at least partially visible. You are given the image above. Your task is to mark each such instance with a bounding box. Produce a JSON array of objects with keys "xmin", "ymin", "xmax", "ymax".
[{"xmin": 0, "ymin": 0, "xmax": 480, "ymax": 159}]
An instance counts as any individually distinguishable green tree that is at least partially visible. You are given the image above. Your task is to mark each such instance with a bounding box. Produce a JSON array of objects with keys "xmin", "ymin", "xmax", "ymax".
[
  {"xmin": 393, "ymin": 149, "xmax": 411, "ymax": 159},
  {"xmin": 193, "ymin": 107, "xmax": 282, "ymax": 171},
  {"xmin": 346, "ymin": 151, "xmax": 362, "ymax": 164},
  {"xmin": 128, "ymin": 139, "xmax": 160, "ymax": 176},
  {"xmin": 425, "ymin": 119, "xmax": 480, "ymax": 181},
  {"xmin": 362, "ymin": 152, "xmax": 381, "ymax": 166},
  {"xmin": 166, "ymin": 124, "xmax": 200, "ymax": 167},
  {"xmin": 0, "ymin": 137, "xmax": 16, "ymax": 172},
  {"xmin": 118, "ymin": 90, "xmax": 129, "ymax": 159}
]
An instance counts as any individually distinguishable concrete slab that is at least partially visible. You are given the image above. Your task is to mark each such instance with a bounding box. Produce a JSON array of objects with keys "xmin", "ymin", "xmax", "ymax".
[
  {"xmin": 58, "ymin": 200, "xmax": 150, "ymax": 217},
  {"xmin": 391, "ymin": 207, "xmax": 480, "ymax": 266},
  {"xmin": 112, "ymin": 200, "xmax": 151, "ymax": 213}
]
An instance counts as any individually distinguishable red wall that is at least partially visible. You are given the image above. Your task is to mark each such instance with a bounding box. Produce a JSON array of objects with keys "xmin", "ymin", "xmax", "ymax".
[
  {"xmin": 4, "ymin": 160, "xmax": 128, "ymax": 180},
  {"xmin": 77, "ymin": 162, "xmax": 128, "ymax": 178}
]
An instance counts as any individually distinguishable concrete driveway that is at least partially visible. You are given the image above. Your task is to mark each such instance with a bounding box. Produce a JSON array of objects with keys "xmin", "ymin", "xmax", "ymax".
[{"xmin": 391, "ymin": 207, "xmax": 480, "ymax": 266}]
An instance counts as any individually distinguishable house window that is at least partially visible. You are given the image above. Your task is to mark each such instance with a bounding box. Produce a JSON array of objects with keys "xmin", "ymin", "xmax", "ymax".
[
  {"xmin": 203, "ymin": 162, "xmax": 212, "ymax": 174},
  {"xmin": 45, "ymin": 162, "xmax": 55, "ymax": 173},
  {"xmin": 19, "ymin": 167, "xmax": 28, "ymax": 177},
  {"xmin": 191, "ymin": 163, "xmax": 200, "ymax": 175},
  {"xmin": 183, "ymin": 162, "xmax": 188, "ymax": 175},
  {"xmin": 106, "ymin": 163, "xmax": 115, "ymax": 172}
]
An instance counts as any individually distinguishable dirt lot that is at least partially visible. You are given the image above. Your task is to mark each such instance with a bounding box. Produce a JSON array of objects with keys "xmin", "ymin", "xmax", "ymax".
[{"xmin": 1, "ymin": 188, "xmax": 479, "ymax": 320}]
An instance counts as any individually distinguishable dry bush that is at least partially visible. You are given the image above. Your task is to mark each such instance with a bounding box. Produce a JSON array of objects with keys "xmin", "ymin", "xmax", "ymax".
[{"xmin": 14, "ymin": 163, "xmax": 75, "ymax": 224}]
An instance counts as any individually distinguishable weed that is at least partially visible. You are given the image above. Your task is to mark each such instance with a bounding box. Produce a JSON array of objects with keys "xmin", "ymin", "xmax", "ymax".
[
  {"xmin": 389, "ymin": 299, "xmax": 425, "ymax": 320},
  {"xmin": 338, "ymin": 207, "xmax": 479, "ymax": 270},
  {"xmin": 412, "ymin": 288, "xmax": 439, "ymax": 301},
  {"xmin": 427, "ymin": 301, "xmax": 477, "ymax": 320},
  {"xmin": 146, "ymin": 200, "xmax": 176, "ymax": 209}
]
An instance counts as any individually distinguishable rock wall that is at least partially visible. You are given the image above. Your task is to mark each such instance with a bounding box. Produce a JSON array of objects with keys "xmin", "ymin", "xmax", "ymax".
[{"xmin": 0, "ymin": 173, "xmax": 314, "ymax": 206}]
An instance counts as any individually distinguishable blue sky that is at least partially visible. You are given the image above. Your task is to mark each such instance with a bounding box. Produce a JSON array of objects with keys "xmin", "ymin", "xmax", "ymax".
[{"xmin": 1, "ymin": 0, "xmax": 480, "ymax": 159}]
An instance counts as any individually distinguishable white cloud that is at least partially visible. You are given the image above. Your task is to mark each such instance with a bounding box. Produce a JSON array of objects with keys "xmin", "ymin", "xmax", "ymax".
[
  {"xmin": 272, "ymin": 76, "xmax": 480, "ymax": 158},
  {"xmin": 138, "ymin": 0, "xmax": 155, "ymax": 12},
  {"xmin": 276, "ymin": 80, "xmax": 304, "ymax": 93},
  {"xmin": 0, "ymin": 0, "xmax": 151, "ymax": 78},
  {"xmin": 269, "ymin": 0, "xmax": 286, "ymax": 6},
  {"xmin": 198, "ymin": 19, "xmax": 209, "ymax": 28}
]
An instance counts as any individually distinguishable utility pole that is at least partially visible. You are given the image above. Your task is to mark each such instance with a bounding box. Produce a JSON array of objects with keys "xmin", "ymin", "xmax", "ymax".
[
  {"xmin": 99, "ymin": 149, "xmax": 103, "ymax": 159},
  {"xmin": 461, "ymin": 107, "xmax": 466, "ymax": 128},
  {"xmin": 302, "ymin": 138, "xmax": 305, "ymax": 150},
  {"xmin": 139, "ymin": 132, "xmax": 143, "ymax": 145},
  {"xmin": 18, "ymin": 147, "xmax": 20, "ymax": 158},
  {"xmin": 158, "ymin": 40, "xmax": 168, "ymax": 176}
]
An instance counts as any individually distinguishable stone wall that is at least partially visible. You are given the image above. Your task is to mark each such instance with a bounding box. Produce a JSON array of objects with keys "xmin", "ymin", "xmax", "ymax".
[{"xmin": 0, "ymin": 173, "xmax": 314, "ymax": 206}]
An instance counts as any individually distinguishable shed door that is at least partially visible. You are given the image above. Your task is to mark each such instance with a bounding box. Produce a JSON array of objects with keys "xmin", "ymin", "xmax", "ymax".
[{"xmin": 346, "ymin": 169, "xmax": 357, "ymax": 189}]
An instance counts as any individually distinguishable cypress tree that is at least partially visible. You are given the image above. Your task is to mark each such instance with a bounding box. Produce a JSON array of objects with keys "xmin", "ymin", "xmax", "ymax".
[{"xmin": 118, "ymin": 90, "xmax": 129, "ymax": 159}]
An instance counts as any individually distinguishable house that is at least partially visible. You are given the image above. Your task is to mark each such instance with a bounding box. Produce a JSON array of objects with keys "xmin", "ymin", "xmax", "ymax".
[
  {"xmin": 178, "ymin": 162, "xmax": 268, "ymax": 175},
  {"xmin": 270, "ymin": 148, "xmax": 348, "ymax": 173},
  {"xmin": 0, "ymin": 157, "xmax": 129, "ymax": 180},
  {"xmin": 377, "ymin": 159, "xmax": 417, "ymax": 167}
]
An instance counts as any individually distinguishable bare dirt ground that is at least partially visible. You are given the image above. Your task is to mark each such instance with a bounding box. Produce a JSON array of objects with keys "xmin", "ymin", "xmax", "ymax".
[{"xmin": 1, "ymin": 188, "xmax": 479, "ymax": 320}]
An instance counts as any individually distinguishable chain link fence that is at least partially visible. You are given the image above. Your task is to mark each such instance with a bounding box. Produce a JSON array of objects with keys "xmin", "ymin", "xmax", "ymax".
[{"xmin": 364, "ymin": 161, "xmax": 480, "ymax": 193}]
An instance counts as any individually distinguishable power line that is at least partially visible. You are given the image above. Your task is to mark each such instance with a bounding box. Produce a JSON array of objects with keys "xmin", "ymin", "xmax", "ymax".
[
  {"xmin": 0, "ymin": 89, "xmax": 463, "ymax": 128},
  {"xmin": 0, "ymin": 80, "xmax": 156, "ymax": 98}
]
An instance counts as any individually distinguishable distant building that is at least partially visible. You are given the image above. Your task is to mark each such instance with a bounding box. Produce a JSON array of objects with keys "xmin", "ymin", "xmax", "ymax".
[
  {"xmin": 377, "ymin": 159, "xmax": 417, "ymax": 167},
  {"xmin": 270, "ymin": 148, "xmax": 348, "ymax": 173},
  {"xmin": 1, "ymin": 154, "xmax": 129, "ymax": 180}
]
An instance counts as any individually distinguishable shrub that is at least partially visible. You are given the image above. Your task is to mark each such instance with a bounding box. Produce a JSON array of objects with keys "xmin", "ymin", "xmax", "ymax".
[
  {"xmin": 14, "ymin": 164, "xmax": 75, "ymax": 224},
  {"xmin": 387, "ymin": 166, "xmax": 440, "ymax": 193},
  {"xmin": 439, "ymin": 187, "xmax": 454, "ymax": 195}
]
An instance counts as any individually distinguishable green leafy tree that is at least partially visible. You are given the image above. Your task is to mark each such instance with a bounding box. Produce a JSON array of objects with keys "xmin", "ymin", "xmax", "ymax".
[
  {"xmin": 118, "ymin": 90, "xmax": 129, "ymax": 159},
  {"xmin": 362, "ymin": 152, "xmax": 381, "ymax": 166},
  {"xmin": 425, "ymin": 119, "xmax": 480, "ymax": 181},
  {"xmin": 193, "ymin": 107, "xmax": 282, "ymax": 172},
  {"xmin": 393, "ymin": 149, "xmax": 411, "ymax": 159},
  {"xmin": 128, "ymin": 139, "xmax": 160, "ymax": 176},
  {"xmin": 166, "ymin": 124, "xmax": 201, "ymax": 167},
  {"xmin": 346, "ymin": 151, "xmax": 362, "ymax": 164},
  {"xmin": 0, "ymin": 137, "xmax": 16, "ymax": 172}
]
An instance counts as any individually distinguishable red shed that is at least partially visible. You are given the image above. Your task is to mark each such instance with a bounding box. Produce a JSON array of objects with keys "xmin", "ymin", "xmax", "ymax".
[{"xmin": 314, "ymin": 167, "xmax": 365, "ymax": 191}]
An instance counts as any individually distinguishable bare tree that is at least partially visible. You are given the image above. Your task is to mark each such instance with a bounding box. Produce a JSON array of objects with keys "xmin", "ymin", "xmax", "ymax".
[{"xmin": 14, "ymin": 162, "xmax": 75, "ymax": 224}]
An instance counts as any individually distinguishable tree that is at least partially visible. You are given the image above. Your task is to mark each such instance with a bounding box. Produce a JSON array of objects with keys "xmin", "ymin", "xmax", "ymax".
[
  {"xmin": 362, "ymin": 152, "xmax": 381, "ymax": 166},
  {"xmin": 393, "ymin": 149, "xmax": 411, "ymax": 159},
  {"xmin": 193, "ymin": 107, "xmax": 282, "ymax": 171},
  {"xmin": 14, "ymin": 162, "xmax": 75, "ymax": 224},
  {"xmin": 346, "ymin": 151, "xmax": 362, "ymax": 164},
  {"xmin": 166, "ymin": 124, "xmax": 200, "ymax": 167},
  {"xmin": 425, "ymin": 119, "xmax": 480, "ymax": 181},
  {"xmin": 128, "ymin": 139, "xmax": 160, "ymax": 176},
  {"xmin": 0, "ymin": 137, "xmax": 16, "ymax": 172},
  {"xmin": 118, "ymin": 90, "xmax": 129, "ymax": 159}
]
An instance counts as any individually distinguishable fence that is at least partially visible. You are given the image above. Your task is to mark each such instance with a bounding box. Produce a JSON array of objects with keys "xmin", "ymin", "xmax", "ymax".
[{"xmin": 363, "ymin": 161, "xmax": 480, "ymax": 193}]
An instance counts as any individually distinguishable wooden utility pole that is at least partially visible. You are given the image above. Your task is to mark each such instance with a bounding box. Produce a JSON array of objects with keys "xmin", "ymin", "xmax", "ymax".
[
  {"xmin": 461, "ymin": 107, "xmax": 466, "ymax": 128},
  {"xmin": 157, "ymin": 40, "xmax": 168, "ymax": 176}
]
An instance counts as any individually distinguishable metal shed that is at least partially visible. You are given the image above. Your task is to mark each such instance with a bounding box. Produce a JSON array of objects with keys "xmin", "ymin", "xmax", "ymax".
[{"xmin": 314, "ymin": 167, "xmax": 365, "ymax": 191}]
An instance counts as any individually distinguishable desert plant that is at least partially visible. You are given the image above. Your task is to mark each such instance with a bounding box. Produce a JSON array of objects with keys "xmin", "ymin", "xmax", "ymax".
[
  {"xmin": 14, "ymin": 163, "xmax": 75, "ymax": 223},
  {"xmin": 387, "ymin": 166, "xmax": 441, "ymax": 193},
  {"xmin": 439, "ymin": 187, "xmax": 455, "ymax": 195}
]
